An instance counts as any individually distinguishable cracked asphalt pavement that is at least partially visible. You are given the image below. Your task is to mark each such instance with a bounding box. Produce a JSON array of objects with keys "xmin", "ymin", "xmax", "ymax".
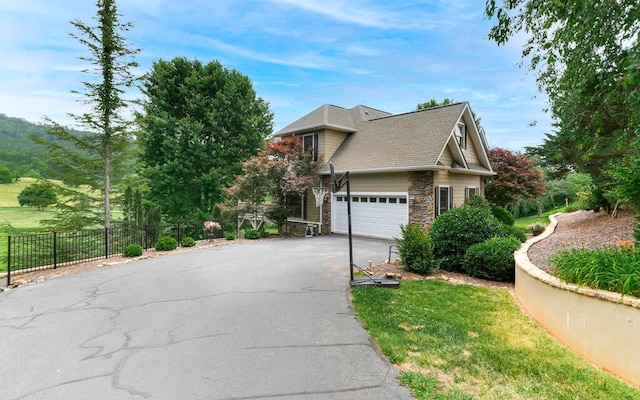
[{"xmin": 0, "ymin": 235, "xmax": 413, "ymax": 399}]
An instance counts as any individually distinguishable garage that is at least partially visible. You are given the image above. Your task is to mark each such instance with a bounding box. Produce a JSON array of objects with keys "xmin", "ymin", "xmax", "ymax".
[{"xmin": 331, "ymin": 192, "xmax": 409, "ymax": 239}]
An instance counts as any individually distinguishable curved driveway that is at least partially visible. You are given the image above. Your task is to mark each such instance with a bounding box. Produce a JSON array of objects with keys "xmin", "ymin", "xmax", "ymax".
[{"xmin": 0, "ymin": 235, "xmax": 412, "ymax": 399}]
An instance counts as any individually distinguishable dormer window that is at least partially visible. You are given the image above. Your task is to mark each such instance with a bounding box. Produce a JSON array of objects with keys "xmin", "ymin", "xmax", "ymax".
[
  {"xmin": 302, "ymin": 133, "xmax": 318, "ymax": 161},
  {"xmin": 455, "ymin": 123, "xmax": 466, "ymax": 150}
]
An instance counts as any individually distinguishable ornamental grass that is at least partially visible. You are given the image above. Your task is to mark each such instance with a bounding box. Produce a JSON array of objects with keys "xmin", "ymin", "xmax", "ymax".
[{"xmin": 550, "ymin": 242, "xmax": 640, "ymax": 297}]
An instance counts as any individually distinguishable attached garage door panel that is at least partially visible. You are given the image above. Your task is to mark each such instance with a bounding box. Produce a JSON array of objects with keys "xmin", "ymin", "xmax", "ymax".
[{"xmin": 331, "ymin": 194, "xmax": 408, "ymax": 239}]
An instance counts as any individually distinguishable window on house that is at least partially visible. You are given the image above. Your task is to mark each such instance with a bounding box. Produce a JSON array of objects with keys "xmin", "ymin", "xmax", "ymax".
[
  {"xmin": 455, "ymin": 123, "xmax": 467, "ymax": 150},
  {"xmin": 399, "ymin": 197, "xmax": 407, "ymax": 204},
  {"xmin": 379, "ymin": 198, "xmax": 387, "ymax": 203},
  {"xmin": 287, "ymin": 194, "xmax": 306, "ymax": 219},
  {"xmin": 465, "ymin": 187, "xmax": 479, "ymax": 200},
  {"xmin": 389, "ymin": 198, "xmax": 397, "ymax": 204},
  {"xmin": 370, "ymin": 197, "xmax": 377, "ymax": 203},
  {"xmin": 302, "ymin": 133, "xmax": 318, "ymax": 162},
  {"xmin": 435, "ymin": 186, "xmax": 453, "ymax": 216}
]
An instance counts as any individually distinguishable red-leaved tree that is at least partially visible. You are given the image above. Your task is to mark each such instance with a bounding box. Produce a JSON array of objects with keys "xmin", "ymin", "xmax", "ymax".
[
  {"xmin": 485, "ymin": 147, "xmax": 546, "ymax": 207},
  {"xmin": 221, "ymin": 136, "xmax": 318, "ymax": 233}
]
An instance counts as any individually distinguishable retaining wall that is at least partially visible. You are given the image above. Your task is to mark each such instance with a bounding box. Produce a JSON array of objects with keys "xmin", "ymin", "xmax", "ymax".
[{"xmin": 515, "ymin": 214, "xmax": 640, "ymax": 388}]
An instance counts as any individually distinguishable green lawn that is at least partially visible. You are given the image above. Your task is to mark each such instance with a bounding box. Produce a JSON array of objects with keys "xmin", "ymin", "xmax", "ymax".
[
  {"xmin": 513, "ymin": 204, "xmax": 579, "ymax": 233},
  {"xmin": 352, "ymin": 281, "xmax": 640, "ymax": 399}
]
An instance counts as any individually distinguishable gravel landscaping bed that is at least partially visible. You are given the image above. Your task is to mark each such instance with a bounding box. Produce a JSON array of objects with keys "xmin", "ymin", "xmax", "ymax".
[{"xmin": 527, "ymin": 209, "xmax": 636, "ymax": 273}]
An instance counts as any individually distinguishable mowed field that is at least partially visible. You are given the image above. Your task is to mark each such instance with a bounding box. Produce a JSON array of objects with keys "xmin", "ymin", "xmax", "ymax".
[{"xmin": 0, "ymin": 178, "xmax": 57, "ymax": 271}]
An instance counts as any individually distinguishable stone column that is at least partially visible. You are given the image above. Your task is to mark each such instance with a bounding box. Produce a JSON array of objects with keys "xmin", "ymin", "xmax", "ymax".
[
  {"xmin": 408, "ymin": 171, "xmax": 434, "ymax": 230},
  {"xmin": 320, "ymin": 175, "xmax": 332, "ymax": 234}
]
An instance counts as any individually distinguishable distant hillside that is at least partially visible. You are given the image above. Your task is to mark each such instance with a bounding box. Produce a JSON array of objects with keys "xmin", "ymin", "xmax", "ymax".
[{"xmin": 0, "ymin": 114, "xmax": 55, "ymax": 177}]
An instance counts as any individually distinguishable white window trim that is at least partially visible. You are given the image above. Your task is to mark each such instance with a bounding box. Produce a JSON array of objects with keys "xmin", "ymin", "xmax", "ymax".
[
  {"xmin": 302, "ymin": 133, "xmax": 318, "ymax": 161},
  {"xmin": 455, "ymin": 122, "xmax": 467, "ymax": 150},
  {"xmin": 465, "ymin": 186, "xmax": 479, "ymax": 199},
  {"xmin": 435, "ymin": 186, "xmax": 453, "ymax": 216}
]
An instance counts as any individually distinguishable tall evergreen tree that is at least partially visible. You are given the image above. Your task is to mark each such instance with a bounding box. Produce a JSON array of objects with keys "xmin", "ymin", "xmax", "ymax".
[
  {"xmin": 32, "ymin": 0, "xmax": 139, "ymax": 229},
  {"xmin": 137, "ymin": 58, "xmax": 273, "ymax": 223}
]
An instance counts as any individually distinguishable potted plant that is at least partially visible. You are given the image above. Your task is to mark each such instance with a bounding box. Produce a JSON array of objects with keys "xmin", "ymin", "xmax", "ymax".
[{"xmin": 203, "ymin": 220, "xmax": 221, "ymax": 240}]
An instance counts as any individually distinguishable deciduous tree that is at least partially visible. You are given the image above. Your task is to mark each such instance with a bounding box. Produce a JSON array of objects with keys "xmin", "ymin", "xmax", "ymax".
[
  {"xmin": 18, "ymin": 182, "xmax": 58, "ymax": 210},
  {"xmin": 485, "ymin": 147, "xmax": 545, "ymax": 207},
  {"xmin": 486, "ymin": 0, "xmax": 639, "ymax": 210},
  {"xmin": 221, "ymin": 136, "xmax": 318, "ymax": 233},
  {"xmin": 138, "ymin": 58, "xmax": 273, "ymax": 223}
]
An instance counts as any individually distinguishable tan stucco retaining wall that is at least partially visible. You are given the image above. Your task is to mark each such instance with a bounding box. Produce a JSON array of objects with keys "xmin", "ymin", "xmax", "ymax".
[{"xmin": 515, "ymin": 214, "xmax": 640, "ymax": 388}]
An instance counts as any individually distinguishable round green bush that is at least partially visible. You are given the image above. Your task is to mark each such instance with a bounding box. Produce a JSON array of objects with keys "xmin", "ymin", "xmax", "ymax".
[
  {"xmin": 463, "ymin": 237, "xmax": 521, "ymax": 282},
  {"xmin": 429, "ymin": 205, "xmax": 507, "ymax": 272},
  {"xmin": 491, "ymin": 205, "xmax": 515, "ymax": 226},
  {"xmin": 395, "ymin": 223, "xmax": 439, "ymax": 274},
  {"xmin": 181, "ymin": 237, "xmax": 196, "ymax": 247},
  {"xmin": 123, "ymin": 244, "xmax": 143, "ymax": 257},
  {"xmin": 502, "ymin": 224, "xmax": 527, "ymax": 243},
  {"xmin": 225, "ymin": 232, "xmax": 236, "ymax": 240},
  {"xmin": 244, "ymin": 229, "xmax": 261, "ymax": 239},
  {"xmin": 155, "ymin": 236, "xmax": 178, "ymax": 251}
]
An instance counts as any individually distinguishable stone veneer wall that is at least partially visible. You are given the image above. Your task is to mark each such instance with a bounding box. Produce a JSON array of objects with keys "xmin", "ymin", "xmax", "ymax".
[
  {"xmin": 320, "ymin": 176, "xmax": 332, "ymax": 234},
  {"xmin": 515, "ymin": 214, "xmax": 640, "ymax": 388},
  {"xmin": 408, "ymin": 171, "xmax": 434, "ymax": 229}
]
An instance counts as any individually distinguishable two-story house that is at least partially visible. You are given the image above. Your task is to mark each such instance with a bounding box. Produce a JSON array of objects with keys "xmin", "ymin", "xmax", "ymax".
[{"xmin": 274, "ymin": 101, "xmax": 494, "ymax": 239}]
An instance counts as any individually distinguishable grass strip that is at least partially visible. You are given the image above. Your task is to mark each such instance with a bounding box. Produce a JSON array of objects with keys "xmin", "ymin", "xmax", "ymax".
[{"xmin": 352, "ymin": 280, "xmax": 640, "ymax": 399}]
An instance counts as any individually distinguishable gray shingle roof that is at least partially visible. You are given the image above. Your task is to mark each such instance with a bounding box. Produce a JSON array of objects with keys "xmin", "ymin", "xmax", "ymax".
[{"xmin": 323, "ymin": 103, "xmax": 467, "ymax": 173}]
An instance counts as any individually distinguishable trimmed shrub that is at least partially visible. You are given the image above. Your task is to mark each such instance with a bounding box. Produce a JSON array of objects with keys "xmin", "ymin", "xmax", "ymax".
[
  {"xmin": 395, "ymin": 223, "xmax": 439, "ymax": 274},
  {"xmin": 464, "ymin": 237, "xmax": 521, "ymax": 282},
  {"xmin": 155, "ymin": 236, "xmax": 178, "ymax": 251},
  {"xmin": 528, "ymin": 222, "xmax": 546, "ymax": 236},
  {"xmin": 225, "ymin": 232, "xmax": 236, "ymax": 240},
  {"xmin": 244, "ymin": 229, "xmax": 261, "ymax": 239},
  {"xmin": 123, "ymin": 244, "xmax": 143, "ymax": 257},
  {"xmin": 465, "ymin": 194, "xmax": 491, "ymax": 208},
  {"xmin": 429, "ymin": 205, "xmax": 507, "ymax": 272},
  {"xmin": 503, "ymin": 224, "xmax": 527, "ymax": 243},
  {"xmin": 181, "ymin": 237, "xmax": 196, "ymax": 247},
  {"xmin": 491, "ymin": 205, "xmax": 515, "ymax": 226}
]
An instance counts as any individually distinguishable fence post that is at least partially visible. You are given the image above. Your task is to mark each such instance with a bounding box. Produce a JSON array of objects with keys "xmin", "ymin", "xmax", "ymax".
[
  {"xmin": 7, "ymin": 235, "xmax": 11, "ymax": 286},
  {"xmin": 53, "ymin": 231, "xmax": 58, "ymax": 269},
  {"xmin": 105, "ymin": 227, "xmax": 109, "ymax": 259}
]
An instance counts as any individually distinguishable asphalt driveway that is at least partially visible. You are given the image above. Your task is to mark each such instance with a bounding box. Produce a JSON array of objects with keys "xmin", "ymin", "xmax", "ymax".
[{"xmin": 0, "ymin": 235, "xmax": 413, "ymax": 399}]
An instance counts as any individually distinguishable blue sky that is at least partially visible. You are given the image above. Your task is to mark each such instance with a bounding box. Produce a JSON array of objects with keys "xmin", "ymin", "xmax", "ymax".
[{"xmin": 0, "ymin": 0, "xmax": 552, "ymax": 151}]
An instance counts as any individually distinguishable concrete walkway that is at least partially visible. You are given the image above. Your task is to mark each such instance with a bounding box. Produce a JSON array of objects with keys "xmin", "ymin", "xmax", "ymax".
[{"xmin": 0, "ymin": 235, "xmax": 413, "ymax": 399}]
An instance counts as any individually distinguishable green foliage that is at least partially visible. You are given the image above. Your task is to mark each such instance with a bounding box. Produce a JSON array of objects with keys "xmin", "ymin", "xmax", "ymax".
[
  {"xmin": 528, "ymin": 222, "xmax": 546, "ymax": 236},
  {"xmin": 577, "ymin": 186, "xmax": 612, "ymax": 213},
  {"xmin": 0, "ymin": 114, "xmax": 55, "ymax": 177},
  {"xmin": 123, "ymin": 244, "xmax": 143, "ymax": 257},
  {"xmin": 465, "ymin": 194, "xmax": 490, "ymax": 208},
  {"xmin": 429, "ymin": 205, "xmax": 508, "ymax": 272},
  {"xmin": 138, "ymin": 57, "xmax": 273, "ymax": 223},
  {"xmin": 539, "ymin": 172, "xmax": 592, "ymax": 211},
  {"xmin": 155, "ymin": 236, "xmax": 178, "ymax": 251},
  {"xmin": 221, "ymin": 137, "xmax": 317, "ymax": 234},
  {"xmin": 181, "ymin": 237, "xmax": 196, "ymax": 247},
  {"xmin": 244, "ymin": 229, "xmax": 261, "ymax": 240},
  {"xmin": 464, "ymin": 237, "xmax": 521, "ymax": 282},
  {"xmin": 550, "ymin": 245, "xmax": 640, "ymax": 297},
  {"xmin": 487, "ymin": 1, "xmax": 639, "ymax": 206},
  {"xmin": 0, "ymin": 166, "xmax": 19, "ymax": 183},
  {"xmin": 491, "ymin": 205, "xmax": 514, "ymax": 226},
  {"xmin": 507, "ymin": 197, "xmax": 540, "ymax": 218},
  {"xmin": 17, "ymin": 182, "xmax": 57, "ymax": 210},
  {"xmin": 502, "ymin": 224, "xmax": 527, "ymax": 243},
  {"xmin": 225, "ymin": 232, "xmax": 236, "ymax": 240},
  {"xmin": 395, "ymin": 223, "xmax": 438, "ymax": 274},
  {"xmin": 635, "ymin": 216, "xmax": 640, "ymax": 248},
  {"xmin": 30, "ymin": 0, "xmax": 139, "ymax": 229}
]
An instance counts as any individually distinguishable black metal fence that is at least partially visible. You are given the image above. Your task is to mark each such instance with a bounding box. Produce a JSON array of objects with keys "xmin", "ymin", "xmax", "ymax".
[{"xmin": 6, "ymin": 223, "xmax": 196, "ymax": 285}]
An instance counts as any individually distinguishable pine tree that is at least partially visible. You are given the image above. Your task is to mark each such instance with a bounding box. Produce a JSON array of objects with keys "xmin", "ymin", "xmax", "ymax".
[{"xmin": 32, "ymin": 0, "xmax": 139, "ymax": 230}]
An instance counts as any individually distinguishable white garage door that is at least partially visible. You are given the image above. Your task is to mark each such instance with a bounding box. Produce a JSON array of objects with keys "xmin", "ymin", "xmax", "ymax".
[{"xmin": 331, "ymin": 192, "xmax": 408, "ymax": 239}]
